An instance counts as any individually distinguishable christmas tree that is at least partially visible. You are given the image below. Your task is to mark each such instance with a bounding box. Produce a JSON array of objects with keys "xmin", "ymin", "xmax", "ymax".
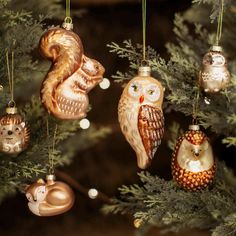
[
  {"xmin": 103, "ymin": 0, "xmax": 236, "ymax": 235},
  {"xmin": 0, "ymin": 0, "xmax": 110, "ymax": 203},
  {"xmin": 1, "ymin": 0, "xmax": 236, "ymax": 235}
]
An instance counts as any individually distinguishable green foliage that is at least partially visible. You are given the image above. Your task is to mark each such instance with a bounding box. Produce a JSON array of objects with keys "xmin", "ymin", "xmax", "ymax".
[
  {"xmin": 192, "ymin": 0, "xmax": 233, "ymax": 22},
  {"xmin": 167, "ymin": 122, "xmax": 183, "ymax": 151},
  {"xmin": 0, "ymin": 0, "xmax": 110, "ymax": 203},
  {"xmin": 103, "ymin": 162, "xmax": 236, "ymax": 236}
]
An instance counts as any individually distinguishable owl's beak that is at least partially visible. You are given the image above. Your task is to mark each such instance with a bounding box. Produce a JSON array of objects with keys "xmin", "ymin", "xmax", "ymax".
[{"xmin": 139, "ymin": 95, "xmax": 144, "ymax": 104}]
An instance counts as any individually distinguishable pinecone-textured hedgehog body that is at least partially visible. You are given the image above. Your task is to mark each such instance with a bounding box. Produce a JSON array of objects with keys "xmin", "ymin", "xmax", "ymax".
[{"xmin": 171, "ymin": 125, "xmax": 216, "ymax": 191}]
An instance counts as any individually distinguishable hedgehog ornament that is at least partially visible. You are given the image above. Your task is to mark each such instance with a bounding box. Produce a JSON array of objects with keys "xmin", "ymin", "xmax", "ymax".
[
  {"xmin": 171, "ymin": 125, "xmax": 216, "ymax": 191},
  {"xmin": 0, "ymin": 105, "xmax": 30, "ymax": 155}
]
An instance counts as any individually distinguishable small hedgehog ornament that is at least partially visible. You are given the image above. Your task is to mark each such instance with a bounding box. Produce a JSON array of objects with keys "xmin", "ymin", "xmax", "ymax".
[
  {"xmin": 0, "ymin": 106, "xmax": 30, "ymax": 155},
  {"xmin": 171, "ymin": 125, "xmax": 216, "ymax": 191},
  {"xmin": 199, "ymin": 45, "xmax": 231, "ymax": 93}
]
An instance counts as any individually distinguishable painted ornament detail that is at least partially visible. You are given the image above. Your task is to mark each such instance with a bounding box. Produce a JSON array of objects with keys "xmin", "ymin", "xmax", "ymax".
[
  {"xmin": 118, "ymin": 67, "xmax": 164, "ymax": 169},
  {"xmin": 0, "ymin": 109, "xmax": 30, "ymax": 154},
  {"xmin": 171, "ymin": 125, "xmax": 216, "ymax": 191},
  {"xmin": 199, "ymin": 46, "xmax": 230, "ymax": 93},
  {"xmin": 39, "ymin": 27, "xmax": 105, "ymax": 120},
  {"xmin": 25, "ymin": 175, "xmax": 75, "ymax": 216}
]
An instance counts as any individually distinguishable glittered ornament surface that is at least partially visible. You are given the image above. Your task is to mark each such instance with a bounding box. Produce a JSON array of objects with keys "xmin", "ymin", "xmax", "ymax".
[
  {"xmin": 0, "ymin": 109, "xmax": 30, "ymax": 154},
  {"xmin": 171, "ymin": 125, "xmax": 216, "ymax": 191},
  {"xmin": 40, "ymin": 27, "xmax": 105, "ymax": 120},
  {"xmin": 199, "ymin": 46, "xmax": 230, "ymax": 93},
  {"xmin": 118, "ymin": 66, "xmax": 164, "ymax": 169},
  {"xmin": 25, "ymin": 175, "xmax": 75, "ymax": 216}
]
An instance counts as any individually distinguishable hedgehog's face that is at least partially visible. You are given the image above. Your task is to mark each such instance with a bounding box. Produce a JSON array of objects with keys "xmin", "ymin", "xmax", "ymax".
[
  {"xmin": 0, "ymin": 122, "xmax": 25, "ymax": 138},
  {"xmin": 177, "ymin": 139, "xmax": 214, "ymax": 172},
  {"xmin": 186, "ymin": 140, "xmax": 209, "ymax": 160}
]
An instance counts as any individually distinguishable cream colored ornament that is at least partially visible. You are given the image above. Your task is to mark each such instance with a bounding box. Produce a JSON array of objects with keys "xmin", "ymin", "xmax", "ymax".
[
  {"xmin": 0, "ymin": 106, "xmax": 30, "ymax": 154},
  {"xmin": 25, "ymin": 175, "xmax": 75, "ymax": 216},
  {"xmin": 39, "ymin": 22, "xmax": 105, "ymax": 120},
  {"xmin": 199, "ymin": 45, "xmax": 230, "ymax": 93},
  {"xmin": 171, "ymin": 125, "xmax": 216, "ymax": 191},
  {"xmin": 118, "ymin": 66, "xmax": 165, "ymax": 169}
]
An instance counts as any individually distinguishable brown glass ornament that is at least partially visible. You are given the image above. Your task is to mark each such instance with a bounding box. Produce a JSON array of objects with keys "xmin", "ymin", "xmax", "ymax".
[
  {"xmin": 0, "ymin": 106, "xmax": 30, "ymax": 154},
  {"xmin": 171, "ymin": 125, "xmax": 216, "ymax": 191},
  {"xmin": 118, "ymin": 66, "xmax": 165, "ymax": 169},
  {"xmin": 199, "ymin": 45, "xmax": 230, "ymax": 93},
  {"xmin": 25, "ymin": 175, "xmax": 75, "ymax": 216},
  {"xmin": 39, "ymin": 24, "xmax": 105, "ymax": 120}
]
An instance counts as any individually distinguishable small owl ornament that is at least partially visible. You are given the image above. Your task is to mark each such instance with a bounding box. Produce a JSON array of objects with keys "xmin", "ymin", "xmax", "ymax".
[
  {"xmin": 171, "ymin": 125, "xmax": 216, "ymax": 191},
  {"xmin": 0, "ymin": 106, "xmax": 30, "ymax": 155},
  {"xmin": 199, "ymin": 45, "xmax": 231, "ymax": 93},
  {"xmin": 25, "ymin": 175, "xmax": 75, "ymax": 216},
  {"xmin": 39, "ymin": 21, "xmax": 105, "ymax": 120},
  {"xmin": 118, "ymin": 66, "xmax": 164, "ymax": 169}
]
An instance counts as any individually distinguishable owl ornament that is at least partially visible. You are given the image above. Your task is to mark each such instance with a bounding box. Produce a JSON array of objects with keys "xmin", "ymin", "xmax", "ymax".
[
  {"xmin": 0, "ymin": 105, "xmax": 30, "ymax": 155},
  {"xmin": 199, "ymin": 45, "xmax": 231, "ymax": 93},
  {"xmin": 25, "ymin": 175, "xmax": 75, "ymax": 217},
  {"xmin": 118, "ymin": 66, "xmax": 164, "ymax": 169},
  {"xmin": 171, "ymin": 125, "xmax": 216, "ymax": 191},
  {"xmin": 39, "ymin": 20, "xmax": 105, "ymax": 120}
]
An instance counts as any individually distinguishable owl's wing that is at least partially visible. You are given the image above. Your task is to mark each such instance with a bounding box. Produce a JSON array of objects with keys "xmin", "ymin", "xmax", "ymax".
[{"xmin": 138, "ymin": 105, "xmax": 164, "ymax": 160}]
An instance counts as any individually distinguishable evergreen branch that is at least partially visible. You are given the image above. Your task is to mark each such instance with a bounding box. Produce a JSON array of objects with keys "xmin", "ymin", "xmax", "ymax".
[
  {"xmin": 167, "ymin": 122, "xmax": 183, "ymax": 151},
  {"xmin": 222, "ymin": 137, "xmax": 236, "ymax": 147},
  {"xmin": 192, "ymin": 0, "xmax": 232, "ymax": 22},
  {"xmin": 103, "ymin": 162, "xmax": 236, "ymax": 235}
]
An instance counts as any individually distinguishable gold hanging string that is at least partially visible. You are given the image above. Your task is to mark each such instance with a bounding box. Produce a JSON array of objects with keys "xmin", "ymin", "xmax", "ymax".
[
  {"xmin": 216, "ymin": 0, "xmax": 224, "ymax": 45},
  {"xmin": 141, "ymin": 0, "xmax": 147, "ymax": 65},
  {"xmin": 46, "ymin": 118, "xmax": 58, "ymax": 175},
  {"xmin": 192, "ymin": 86, "xmax": 200, "ymax": 125},
  {"xmin": 65, "ymin": 0, "xmax": 72, "ymax": 24},
  {"xmin": 6, "ymin": 50, "xmax": 15, "ymax": 107}
]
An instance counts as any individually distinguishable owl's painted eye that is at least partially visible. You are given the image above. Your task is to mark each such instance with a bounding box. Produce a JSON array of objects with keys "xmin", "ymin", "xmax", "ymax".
[
  {"xmin": 128, "ymin": 82, "xmax": 142, "ymax": 97},
  {"xmin": 212, "ymin": 54, "xmax": 225, "ymax": 66},
  {"xmin": 144, "ymin": 84, "xmax": 160, "ymax": 102},
  {"xmin": 15, "ymin": 127, "xmax": 19, "ymax": 131}
]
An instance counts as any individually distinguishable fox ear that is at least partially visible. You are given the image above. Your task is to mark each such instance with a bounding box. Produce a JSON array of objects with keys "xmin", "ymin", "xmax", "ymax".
[
  {"xmin": 37, "ymin": 179, "xmax": 45, "ymax": 184},
  {"xmin": 25, "ymin": 184, "xmax": 30, "ymax": 192}
]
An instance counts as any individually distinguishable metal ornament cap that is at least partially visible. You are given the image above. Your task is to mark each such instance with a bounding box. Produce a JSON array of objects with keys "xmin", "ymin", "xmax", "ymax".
[
  {"xmin": 6, "ymin": 106, "xmax": 18, "ymax": 114},
  {"xmin": 189, "ymin": 124, "xmax": 200, "ymax": 131},
  {"xmin": 62, "ymin": 22, "xmax": 73, "ymax": 31},
  {"xmin": 46, "ymin": 174, "xmax": 56, "ymax": 185},
  {"xmin": 210, "ymin": 45, "xmax": 223, "ymax": 52},
  {"xmin": 138, "ymin": 66, "xmax": 151, "ymax": 77}
]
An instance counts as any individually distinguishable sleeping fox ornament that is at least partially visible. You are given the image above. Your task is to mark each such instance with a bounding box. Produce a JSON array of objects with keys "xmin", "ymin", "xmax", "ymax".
[{"xmin": 25, "ymin": 175, "xmax": 74, "ymax": 216}]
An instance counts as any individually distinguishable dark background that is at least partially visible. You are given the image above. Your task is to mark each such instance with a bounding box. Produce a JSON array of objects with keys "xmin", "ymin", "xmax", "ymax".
[{"xmin": 0, "ymin": 0, "xmax": 216, "ymax": 235}]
